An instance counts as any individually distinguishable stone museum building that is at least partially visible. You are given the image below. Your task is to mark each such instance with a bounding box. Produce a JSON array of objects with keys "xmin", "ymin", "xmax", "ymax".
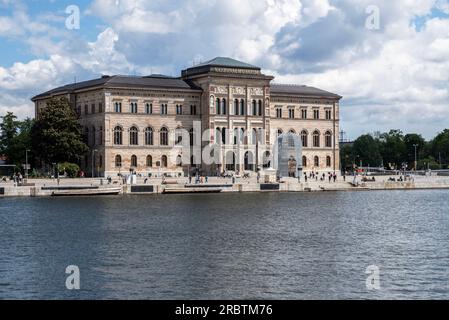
[{"xmin": 32, "ymin": 57, "xmax": 342, "ymax": 177}]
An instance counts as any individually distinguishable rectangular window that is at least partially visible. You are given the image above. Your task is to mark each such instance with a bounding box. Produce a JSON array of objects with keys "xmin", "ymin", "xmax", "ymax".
[
  {"xmin": 301, "ymin": 109, "xmax": 307, "ymax": 119},
  {"xmin": 98, "ymin": 102, "xmax": 103, "ymax": 113},
  {"xmin": 276, "ymin": 108, "xmax": 282, "ymax": 118},
  {"xmin": 130, "ymin": 102, "xmax": 138, "ymax": 113},
  {"xmin": 191, "ymin": 105, "xmax": 197, "ymax": 115},
  {"xmin": 314, "ymin": 109, "xmax": 320, "ymax": 119},
  {"xmin": 161, "ymin": 104, "xmax": 168, "ymax": 115},
  {"xmin": 91, "ymin": 103, "xmax": 96, "ymax": 114},
  {"xmin": 146, "ymin": 103, "xmax": 153, "ymax": 114},
  {"xmin": 289, "ymin": 109, "xmax": 295, "ymax": 119},
  {"xmin": 115, "ymin": 102, "xmax": 122, "ymax": 113},
  {"xmin": 325, "ymin": 109, "xmax": 332, "ymax": 120},
  {"xmin": 176, "ymin": 105, "xmax": 183, "ymax": 115},
  {"xmin": 84, "ymin": 105, "xmax": 89, "ymax": 115}
]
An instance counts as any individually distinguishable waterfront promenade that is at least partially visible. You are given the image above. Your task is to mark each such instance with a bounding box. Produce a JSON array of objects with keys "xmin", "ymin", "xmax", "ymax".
[{"xmin": 1, "ymin": 174, "xmax": 449, "ymax": 197}]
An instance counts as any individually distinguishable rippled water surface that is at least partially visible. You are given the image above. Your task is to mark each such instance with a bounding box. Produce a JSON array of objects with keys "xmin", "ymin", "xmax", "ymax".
[{"xmin": 1, "ymin": 190, "xmax": 449, "ymax": 299}]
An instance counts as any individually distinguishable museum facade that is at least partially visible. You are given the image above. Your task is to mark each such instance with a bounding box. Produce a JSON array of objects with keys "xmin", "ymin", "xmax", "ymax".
[{"xmin": 32, "ymin": 57, "xmax": 342, "ymax": 177}]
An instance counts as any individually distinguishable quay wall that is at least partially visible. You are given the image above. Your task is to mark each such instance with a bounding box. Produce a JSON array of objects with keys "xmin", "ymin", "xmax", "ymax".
[{"xmin": 2, "ymin": 176, "xmax": 449, "ymax": 197}]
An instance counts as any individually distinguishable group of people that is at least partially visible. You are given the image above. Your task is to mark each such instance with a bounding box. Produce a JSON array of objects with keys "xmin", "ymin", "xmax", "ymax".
[
  {"xmin": 303, "ymin": 171, "xmax": 338, "ymax": 183},
  {"xmin": 188, "ymin": 175, "xmax": 209, "ymax": 184}
]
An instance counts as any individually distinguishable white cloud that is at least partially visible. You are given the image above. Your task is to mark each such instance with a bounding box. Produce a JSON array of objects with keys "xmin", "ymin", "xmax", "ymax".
[{"xmin": 1, "ymin": 0, "xmax": 449, "ymax": 140}]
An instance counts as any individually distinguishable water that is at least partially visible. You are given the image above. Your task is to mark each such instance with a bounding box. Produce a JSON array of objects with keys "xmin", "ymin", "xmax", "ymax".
[{"xmin": 1, "ymin": 190, "xmax": 449, "ymax": 299}]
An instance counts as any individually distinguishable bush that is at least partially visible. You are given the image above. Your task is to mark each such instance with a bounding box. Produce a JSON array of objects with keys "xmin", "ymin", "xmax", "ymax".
[{"xmin": 59, "ymin": 162, "xmax": 80, "ymax": 178}]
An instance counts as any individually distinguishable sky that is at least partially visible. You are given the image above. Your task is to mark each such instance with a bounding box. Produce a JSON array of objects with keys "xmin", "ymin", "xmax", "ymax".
[{"xmin": 0, "ymin": 0, "xmax": 449, "ymax": 140}]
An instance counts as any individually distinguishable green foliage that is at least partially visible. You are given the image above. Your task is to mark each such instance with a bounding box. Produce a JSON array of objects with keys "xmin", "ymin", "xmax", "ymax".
[
  {"xmin": 430, "ymin": 129, "xmax": 449, "ymax": 167},
  {"xmin": 30, "ymin": 97, "xmax": 88, "ymax": 165},
  {"xmin": 352, "ymin": 134, "xmax": 382, "ymax": 167},
  {"xmin": 58, "ymin": 162, "xmax": 80, "ymax": 178},
  {"xmin": 0, "ymin": 112, "xmax": 33, "ymax": 167},
  {"xmin": 340, "ymin": 144, "xmax": 354, "ymax": 171},
  {"xmin": 378, "ymin": 130, "xmax": 407, "ymax": 169}
]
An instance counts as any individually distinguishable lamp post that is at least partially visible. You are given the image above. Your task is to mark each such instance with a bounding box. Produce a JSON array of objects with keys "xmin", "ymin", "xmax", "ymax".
[
  {"xmin": 413, "ymin": 144, "xmax": 418, "ymax": 171},
  {"xmin": 91, "ymin": 149, "xmax": 98, "ymax": 178}
]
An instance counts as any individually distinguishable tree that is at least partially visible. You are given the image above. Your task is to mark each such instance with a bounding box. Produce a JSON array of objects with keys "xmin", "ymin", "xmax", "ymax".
[
  {"xmin": 430, "ymin": 129, "xmax": 449, "ymax": 169},
  {"xmin": 0, "ymin": 112, "xmax": 19, "ymax": 156},
  {"xmin": 403, "ymin": 133, "xmax": 426, "ymax": 169},
  {"xmin": 0, "ymin": 113, "xmax": 34, "ymax": 167},
  {"xmin": 352, "ymin": 134, "xmax": 382, "ymax": 167},
  {"xmin": 31, "ymin": 97, "xmax": 88, "ymax": 165},
  {"xmin": 340, "ymin": 143, "xmax": 354, "ymax": 171},
  {"xmin": 378, "ymin": 130, "xmax": 406, "ymax": 169}
]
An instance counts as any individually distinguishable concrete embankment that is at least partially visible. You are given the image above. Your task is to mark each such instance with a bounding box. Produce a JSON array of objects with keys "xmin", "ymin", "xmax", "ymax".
[{"xmin": 1, "ymin": 176, "xmax": 449, "ymax": 197}]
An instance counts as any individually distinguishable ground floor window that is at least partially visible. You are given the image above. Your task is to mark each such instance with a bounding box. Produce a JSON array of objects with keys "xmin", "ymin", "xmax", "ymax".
[
  {"xmin": 131, "ymin": 155, "xmax": 137, "ymax": 168},
  {"xmin": 115, "ymin": 155, "xmax": 122, "ymax": 168}
]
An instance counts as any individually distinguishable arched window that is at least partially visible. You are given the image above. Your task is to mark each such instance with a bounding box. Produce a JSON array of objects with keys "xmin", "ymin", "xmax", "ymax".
[
  {"xmin": 314, "ymin": 156, "xmax": 319, "ymax": 167},
  {"xmin": 313, "ymin": 130, "xmax": 320, "ymax": 147},
  {"xmin": 115, "ymin": 155, "xmax": 122, "ymax": 168},
  {"xmin": 216, "ymin": 127, "xmax": 221, "ymax": 145},
  {"xmin": 161, "ymin": 155, "xmax": 168, "ymax": 168},
  {"xmin": 258, "ymin": 128, "xmax": 264, "ymax": 144},
  {"xmin": 252, "ymin": 128, "xmax": 257, "ymax": 145},
  {"xmin": 277, "ymin": 129, "xmax": 283, "ymax": 137},
  {"xmin": 244, "ymin": 151, "xmax": 254, "ymax": 171},
  {"xmin": 130, "ymin": 126, "xmax": 139, "ymax": 145},
  {"xmin": 326, "ymin": 156, "xmax": 332, "ymax": 167},
  {"xmin": 234, "ymin": 128, "xmax": 238, "ymax": 145},
  {"xmin": 131, "ymin": 155, "xmax": 137, "ymax": 168},
  {"xmin": 113, "ymin": 126, "xmax": 123, "ymax": 145},
  {"xmin": 240, "ymin": 99, "xmax": 245, "ymax": 115},
  {"xmin": 288, "ymin": 130, "xmax": 295, "ymax": 147},
  {"xmin": 252, "ymin": 100, "xmax": 257, "ymax": 116},
  {"xmin": 240, "ymin": 128, "xmax": 245, "ymax": 144},
  {"xmin": 160, "ymin": 127, "xmax": 168, "ymax": 146},
  {"xmin": 146, "ymin": 155, "xmax": 153, "ymax": 167},
  {"xmin": 258, "ymin": 100, "xmax": 263, "ymax": 116},
  {"xmin": 176, "ymin": 155, "xmax": 182, "ymax": 167},
  {"xmin": 263, "ymin": 151, "xmax": 271, "ymax": 168},
  {"xmin": 234, "ymin": 99, "xmax": 239, "ymax": 115},
  {"xmin": 222, "ymin": 98, "xmax": 227, "ymax": 115},
  {"xmin": 216, "ymin": 98, "xmax": 221, "ymax": 115},
  {"xmin": 301, "ymin": 130, "xmax": 308, "ymax": 147},
  {"xmin": 189, "ymin": 128, "xmax": 194, "ymax": 146},
  {"xmin": 145, "ymin": 127, "xmax": 153, "ymax": 145},
  {"xmin": 302, "ymin": 156, "xmax": 307, "ymax": 167},
  {"xmin": 175, "ymin": 127, "xmax": 183, "ymax": 145},
  {"xmin": 325, "ymin": 131, "xmax": 332, "ymax": 148},
  {"xmin": 221, "ymin": 127, "xmax": 226, "ymax": 144},
  {"xmin": 226, "ymin": 151, "xmax": 236, "ymax": 171}
]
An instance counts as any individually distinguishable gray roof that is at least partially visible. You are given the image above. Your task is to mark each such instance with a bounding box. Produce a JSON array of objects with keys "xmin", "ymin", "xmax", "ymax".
[
  {"xmin": 32, "ymin": 75, "xmax": 201, "ymax": 100},
  {"xmin": 270, "ymin": 84, "xmax": 342, "ymax": 99},
  {"xmin": 190, "ymin": 57, "xmax": 260, "ymax": 70}
]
